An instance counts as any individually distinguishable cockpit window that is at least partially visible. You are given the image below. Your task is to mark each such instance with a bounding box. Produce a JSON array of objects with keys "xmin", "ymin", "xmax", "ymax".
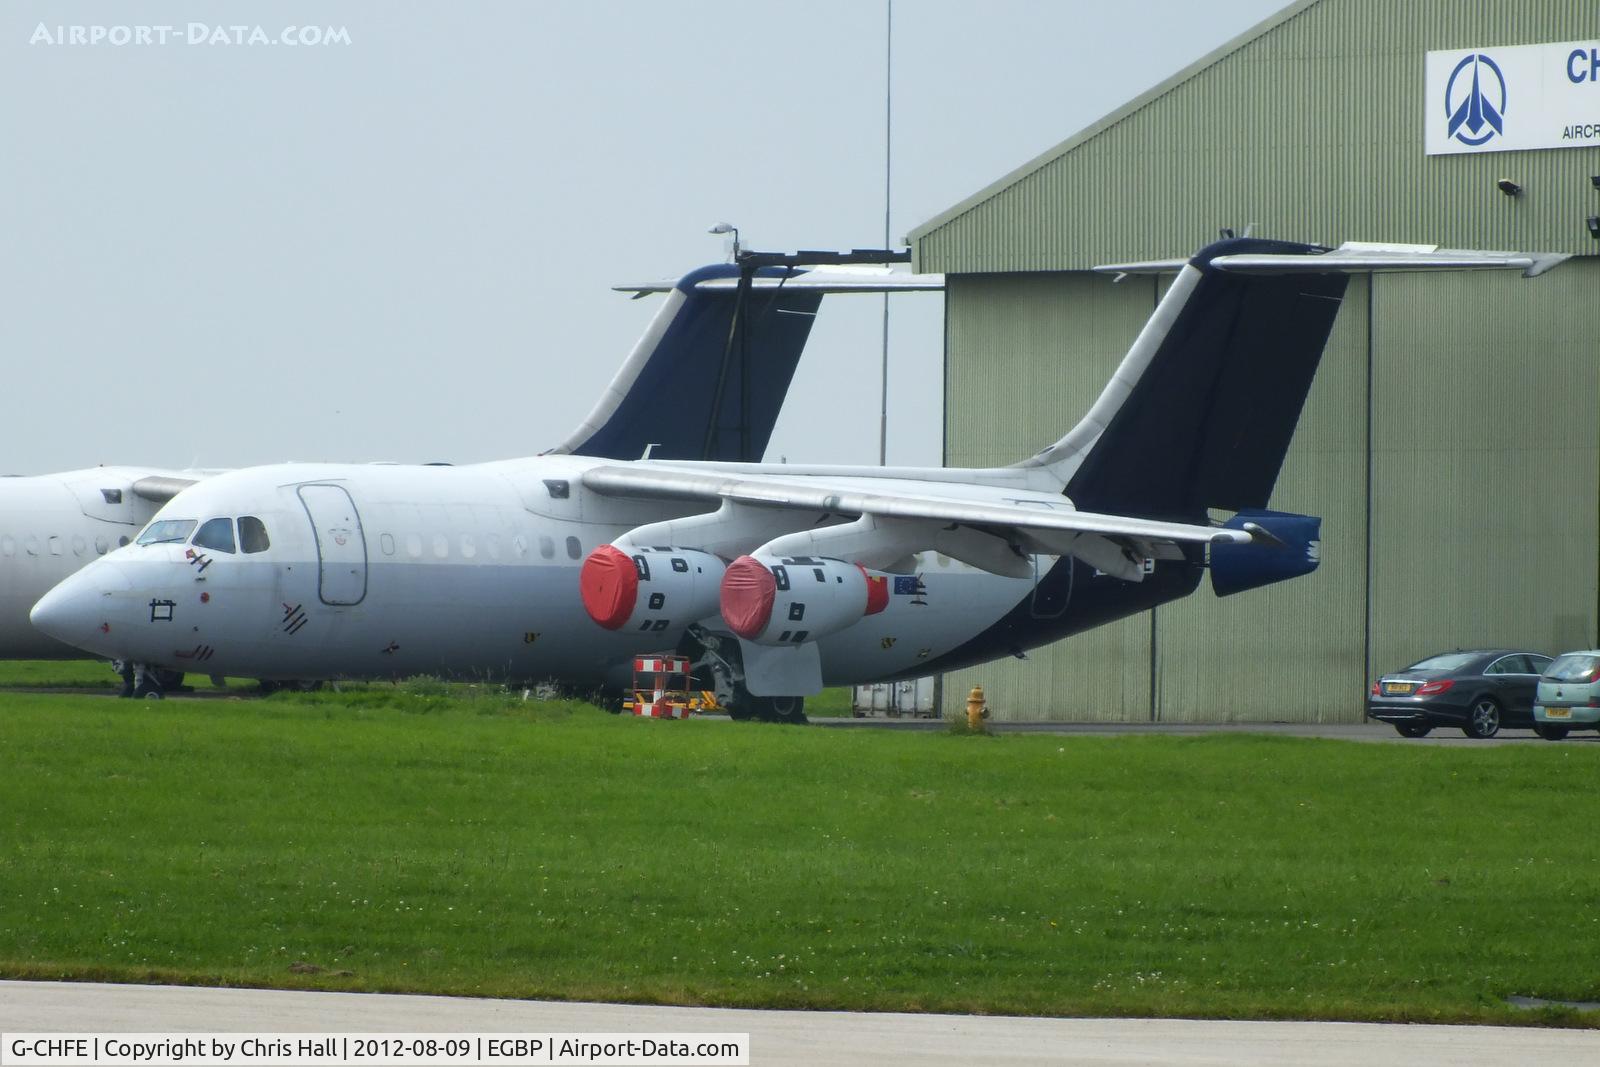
[
  {"xmin": 239, "ymin": 516, "xmax": 270, "ymax": 554},
  {"xmin": 193, "ymin": 517, "xmax": 237, "ymax": 554},
  {"xmin": 136, "ymin": 519, "xmax": 197, "ymax": 546}
]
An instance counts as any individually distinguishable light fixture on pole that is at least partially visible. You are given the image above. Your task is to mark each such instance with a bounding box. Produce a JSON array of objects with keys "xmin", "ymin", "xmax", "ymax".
[{"xmin": 708, "ymin": 222, "xmax": 740, "ymax": 260}]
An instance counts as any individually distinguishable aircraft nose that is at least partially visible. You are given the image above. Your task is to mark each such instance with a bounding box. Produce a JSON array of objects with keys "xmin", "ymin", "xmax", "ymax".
[{"xmin": 30, "ymin": 563, "xmax": 132, "ymax": 651}]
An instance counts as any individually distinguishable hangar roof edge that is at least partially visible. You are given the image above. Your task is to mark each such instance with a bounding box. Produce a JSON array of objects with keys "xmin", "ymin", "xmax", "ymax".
[{"xmin": 905, "ymin": 0, "xmax": 1322, "ymax": 254}]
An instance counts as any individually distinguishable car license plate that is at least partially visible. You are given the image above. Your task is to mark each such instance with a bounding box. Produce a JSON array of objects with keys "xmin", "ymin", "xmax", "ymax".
[
  {"xmin": 1383, "ymin": 682, "xmax": 1416, "ymax": 696},
  {"xmin": 1546, "ymin": 707, "xmax": 1572, "ymax": 719}
]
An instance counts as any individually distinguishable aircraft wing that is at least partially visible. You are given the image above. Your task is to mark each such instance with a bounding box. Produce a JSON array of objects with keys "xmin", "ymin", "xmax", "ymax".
[
  {"xmin": 129, "ymin": 475, "xmax": 200, "ymax": 503},
  {"xmin": 581, "ymin": 463, "xmax": 1257, "ymax": 582},
  {"xmin": 584, "ymin": 465, "xmax": 1242, "ymax": 544}
]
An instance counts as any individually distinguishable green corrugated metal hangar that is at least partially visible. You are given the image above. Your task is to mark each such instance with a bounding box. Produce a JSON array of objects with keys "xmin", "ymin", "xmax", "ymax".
[{"xmin": 908, "ymin": 0, "xmax": 1600, "ymax": 723}]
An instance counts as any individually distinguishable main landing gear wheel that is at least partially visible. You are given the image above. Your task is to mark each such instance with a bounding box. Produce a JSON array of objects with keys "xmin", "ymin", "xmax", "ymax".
[
  {"xmin": 1394, "ymin": 722, "xmax": 1432, "ymax": 738},
  {"xmin": 1462, "ymin": 697, "xmax": 1502, "ymax": 739},
  {"xmin": 728, "ymin": 688, "xmax": 807, "ymax": 724},
  {"xmin": 766, "ymin": 695, "xmax": 807, "ymax": 724}
]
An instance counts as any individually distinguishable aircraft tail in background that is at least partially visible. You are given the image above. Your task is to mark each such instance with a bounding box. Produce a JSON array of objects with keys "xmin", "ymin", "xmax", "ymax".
[{"xmin": 552, "ymin": 263, "xmax": 941, "ymax": 463}]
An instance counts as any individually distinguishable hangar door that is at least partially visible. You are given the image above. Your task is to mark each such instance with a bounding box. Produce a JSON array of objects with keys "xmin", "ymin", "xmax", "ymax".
[{"xmin": 297, "ymin": 484, "xmax": 368, "ymax": 606}]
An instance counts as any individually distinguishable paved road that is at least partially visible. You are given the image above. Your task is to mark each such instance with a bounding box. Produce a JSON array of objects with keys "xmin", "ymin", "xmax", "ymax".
[
  {"xmin": 812, "ymin": 717, "xmax": 1600, "ymax": 745},
  {"xmin": 2, "ymin": 982, "xmax": 1596, "ymax": 1066}
]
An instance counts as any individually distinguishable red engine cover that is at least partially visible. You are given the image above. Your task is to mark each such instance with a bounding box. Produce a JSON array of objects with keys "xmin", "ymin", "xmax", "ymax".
[
  {"xmin": 722, "ymin": 555, "xmax": 884, "ymax": 645},
  {"xmin": 580, "ymin": 544, "xmax": 638, "ymax": 630},
  {"xmin": 721, "ymin": 555, "xmax": 777, "ymax": 639}
]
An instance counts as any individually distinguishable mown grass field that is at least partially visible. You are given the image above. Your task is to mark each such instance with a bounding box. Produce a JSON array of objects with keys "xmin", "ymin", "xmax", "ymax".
[
  {"xmin": 0, "ymin": 660, "xmax": 858, "ymax": 714},
  {"xmin": 0, "ymin": 659, "xmax": 256, "ymax": 692},
  {"xmin": 1, "ymin": 681, "xmax": 1597, "ymax": 1026}
]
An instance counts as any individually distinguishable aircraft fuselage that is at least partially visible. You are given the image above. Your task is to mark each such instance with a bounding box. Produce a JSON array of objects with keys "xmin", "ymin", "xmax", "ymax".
[
  {"xmin": 0, "ymin": 469, "xmax": 167, "ymax": 658},
  {"xmin": 33, "ymin": 457, "xmax": 1092, "ymax": 689}
]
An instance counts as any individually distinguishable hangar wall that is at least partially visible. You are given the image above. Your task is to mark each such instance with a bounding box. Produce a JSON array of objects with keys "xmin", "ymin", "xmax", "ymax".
[
  {"xmin": 940, "ymin": 264, "xmax": 1599, "ymax": 723},
  {"xmin": 1367, "ymin": 266, "xmax": 1599, "ymax": 670},
  {"xmin": 918, "ymin": 0, "xmax": 1600, "ymax": 721}
]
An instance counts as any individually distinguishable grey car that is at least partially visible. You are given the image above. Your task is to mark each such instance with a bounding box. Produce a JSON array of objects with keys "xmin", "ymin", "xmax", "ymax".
[{"xmin": 1368, "ymin": 649, "xmax": 1553, "ymax": 738}]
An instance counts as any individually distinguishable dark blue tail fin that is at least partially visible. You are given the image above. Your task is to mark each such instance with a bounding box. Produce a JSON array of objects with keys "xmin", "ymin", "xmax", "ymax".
[
  {"xmin": 553, "ymin": 265, "xmax": 822, "ymax": 463},
  {"xmin": 1025, "ymin": 238, "xmax": 1349, "ymax": 522}
]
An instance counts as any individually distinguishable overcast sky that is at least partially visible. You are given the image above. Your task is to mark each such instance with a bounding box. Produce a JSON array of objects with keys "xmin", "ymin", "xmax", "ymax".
[{"xmin": 2, "ymin": 1, "xmax": 1290, "ymax": 475}]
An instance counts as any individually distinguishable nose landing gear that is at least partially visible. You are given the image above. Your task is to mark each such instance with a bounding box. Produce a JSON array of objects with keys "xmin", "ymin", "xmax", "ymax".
[{"xmin": 115, "ymin": 662, "xmax": 187, "ymax": 700}]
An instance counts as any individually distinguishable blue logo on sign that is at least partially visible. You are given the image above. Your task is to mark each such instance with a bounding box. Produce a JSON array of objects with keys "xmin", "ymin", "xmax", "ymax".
[{"xmin": 1444, "ymin": 53, "xmax": 1506, "ymax": 147}]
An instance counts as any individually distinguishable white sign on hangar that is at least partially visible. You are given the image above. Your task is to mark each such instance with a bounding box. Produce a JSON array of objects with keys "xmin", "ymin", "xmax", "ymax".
[{"xmin": 1425, "ymin": 40, "xmax": 1600, "ymax": 155}]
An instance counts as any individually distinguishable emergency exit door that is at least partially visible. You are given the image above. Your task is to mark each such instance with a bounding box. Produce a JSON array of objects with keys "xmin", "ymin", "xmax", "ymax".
[{"xmin": 297, "ymin": 484, "xmax": 368, "ymax": 606}]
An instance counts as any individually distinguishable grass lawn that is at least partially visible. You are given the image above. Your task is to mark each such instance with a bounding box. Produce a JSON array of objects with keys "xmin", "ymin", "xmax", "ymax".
[
  {"xmin": 0, "ymin": 659, "xmax": 127, "ymax": 689},
  {"xmin": 0, "ymin": 659, "xmax": 259, "ymax": 693},
  {"xmin": 0, "ymin": 661, "xmax": 859, "ymax": 715},
  {"xmin": 0, "ymin": 685, "xmax": 1596, "ymax": 1025}
]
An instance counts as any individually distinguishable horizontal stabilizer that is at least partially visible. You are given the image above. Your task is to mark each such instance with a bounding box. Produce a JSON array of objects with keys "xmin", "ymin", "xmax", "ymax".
[
  {"xmin": 1095, "ymin": 241, "xmax": 1568, "ymax": 279},
  {"xmin": 615, "ymin": 267, "xmax": 944, "ymax": 295}
]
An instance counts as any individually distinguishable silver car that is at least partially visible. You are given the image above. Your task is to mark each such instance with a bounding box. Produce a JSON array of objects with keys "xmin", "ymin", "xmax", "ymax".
[{"xmin": 1532, "ymin": 650, "xmax": 1600, "ymax": 740}]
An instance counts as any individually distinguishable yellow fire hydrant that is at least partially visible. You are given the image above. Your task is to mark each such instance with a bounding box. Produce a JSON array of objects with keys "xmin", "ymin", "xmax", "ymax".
[{"xmin": 966, "ymin": 685, "xmax": 988, "ymax": 730}]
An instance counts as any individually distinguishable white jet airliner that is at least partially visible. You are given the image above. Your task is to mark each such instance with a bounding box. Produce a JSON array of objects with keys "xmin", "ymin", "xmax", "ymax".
[
  {"xmin": 31, "ymin": 239, "xmax": 1559, "ymax": 719},
  {"xmin": 0, "ymin": 467, "xmax": 200, "ymax": 660},
  {"xmin": 1, "ymin": 259, "xmax": 939, "ymax": 671}
]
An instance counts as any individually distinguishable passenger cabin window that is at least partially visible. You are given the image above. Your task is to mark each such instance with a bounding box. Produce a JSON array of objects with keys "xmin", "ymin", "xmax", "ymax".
[
  {"xmin": 193, "ymin": 518, "xmax": 237, "ymax": 554},
  {"xmin": 137, "ymin": 519, "xmax": 196, "ymax": 546},
  {"xmin": 239, "ymin": 515, "xmax": 270, "ymax": 553}
]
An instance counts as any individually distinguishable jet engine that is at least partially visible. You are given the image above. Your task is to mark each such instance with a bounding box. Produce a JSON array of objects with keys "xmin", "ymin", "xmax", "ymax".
[
  {"xmin": 720, "ymin": 554, "xmax": 888, "ymax": 646},
  {"xmin": 580, "ymin": 545, "xmax": 727, "ymax": 633}
]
